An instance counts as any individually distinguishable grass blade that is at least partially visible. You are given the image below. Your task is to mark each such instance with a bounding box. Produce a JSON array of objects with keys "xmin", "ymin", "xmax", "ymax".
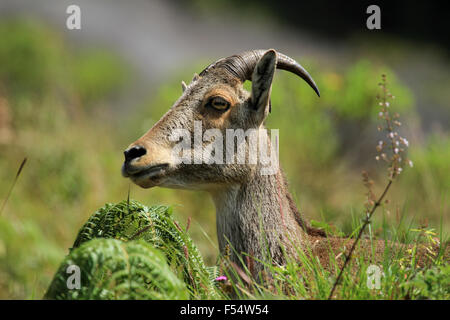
[{"xmin": 0, "ymin": 157, "xmax": 27, "ymax": 216}]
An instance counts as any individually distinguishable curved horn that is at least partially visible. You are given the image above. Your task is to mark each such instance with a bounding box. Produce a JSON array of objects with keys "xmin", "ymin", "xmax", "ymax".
[{"xmin": 200, "ymin": 49, "xmax": 320, "ymax": 97}]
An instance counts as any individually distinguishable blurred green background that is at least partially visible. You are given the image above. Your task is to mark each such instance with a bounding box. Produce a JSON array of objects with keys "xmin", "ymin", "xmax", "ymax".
[{"xmin": 0, "ymin": 1, "xmax": 449, "ymax": 299}]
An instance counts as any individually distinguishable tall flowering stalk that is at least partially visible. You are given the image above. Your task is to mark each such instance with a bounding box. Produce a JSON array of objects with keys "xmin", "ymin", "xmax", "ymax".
[
  {"xmin": 328, "ymin": 74, "xmax": 412, "ymax": 299},
  {"xmin": 375, "ymin": 74, "xmax": 413, "ymax": 178}
]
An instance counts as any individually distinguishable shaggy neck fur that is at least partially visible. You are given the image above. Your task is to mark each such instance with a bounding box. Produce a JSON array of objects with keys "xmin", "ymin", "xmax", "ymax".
[{"xmin": 210, "ymin": 167, "xmax": 308, "ymax": 275}]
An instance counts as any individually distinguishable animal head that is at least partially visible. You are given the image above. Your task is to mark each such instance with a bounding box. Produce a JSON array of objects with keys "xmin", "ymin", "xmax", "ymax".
[{"xmin": 122, "ymin": 49, "xmax": 319, "ymax": 190}]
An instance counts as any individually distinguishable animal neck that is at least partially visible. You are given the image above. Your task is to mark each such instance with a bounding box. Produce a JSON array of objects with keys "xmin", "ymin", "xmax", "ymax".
[{"xmin": 209, "ymin": 167, "xmax": 308, "ymax": 273}]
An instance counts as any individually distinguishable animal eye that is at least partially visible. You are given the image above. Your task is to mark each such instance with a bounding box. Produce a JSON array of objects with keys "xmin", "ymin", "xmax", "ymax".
[{"xmin": 207, "ymin": 96, "xmax": 230, "ymax": 111}]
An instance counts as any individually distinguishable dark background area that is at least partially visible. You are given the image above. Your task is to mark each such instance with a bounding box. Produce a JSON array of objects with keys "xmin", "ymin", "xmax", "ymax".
[{"xmin": 178, "ymin": 0, "xmax": 449, "ymax": 51}]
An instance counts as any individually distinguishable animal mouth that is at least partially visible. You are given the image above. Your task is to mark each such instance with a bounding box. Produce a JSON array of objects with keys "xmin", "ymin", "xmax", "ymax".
[{"xmin": 122, "ymin": 163, "xmax": 170, "ymax": 183}]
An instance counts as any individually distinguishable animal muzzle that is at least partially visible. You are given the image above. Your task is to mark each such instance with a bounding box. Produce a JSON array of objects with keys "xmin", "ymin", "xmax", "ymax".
[{"xmin": 121, "ymin": 141, "xmax": 174, "ymax": 189}]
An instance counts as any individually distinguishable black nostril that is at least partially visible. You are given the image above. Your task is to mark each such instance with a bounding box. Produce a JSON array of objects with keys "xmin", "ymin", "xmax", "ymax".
[{"xmin": 124, "ymin": 146, "xmax": 147, "ymax": 162}]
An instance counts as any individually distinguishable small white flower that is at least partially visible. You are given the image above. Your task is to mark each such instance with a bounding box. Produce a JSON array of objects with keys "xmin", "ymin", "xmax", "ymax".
[
  {"xmin": 408, "ymin": 160, "xmax": 414, "ymax": 168},
  {"xmin": 394, "ymin": 148, "xmax": 399, "ymax": 154},
  {"xmin": 389, "ymin": 132, "xmax": 394, "ymax": 139},
  {"xmin": 403, "ymin": 138, "xmax": 409, "ymax": 147},
  {"xmin": 385, "ymin": 102, "xmax": 390, "ymax": 107}
]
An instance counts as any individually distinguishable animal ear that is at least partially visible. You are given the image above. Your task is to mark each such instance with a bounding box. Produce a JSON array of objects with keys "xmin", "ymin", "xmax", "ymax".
[
  {"xmin": 181, "ymin": 81, "xmax": 187, "ymax": 92},
  {"xmin": 251, "ymin": 50, "xmax": 276, "ymax": 112}
]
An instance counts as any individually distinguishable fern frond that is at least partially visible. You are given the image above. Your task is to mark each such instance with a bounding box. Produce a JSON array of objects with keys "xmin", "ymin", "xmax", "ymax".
[
  {"xmin": 48, "ymin": 200, "xmax": 219, "ymax": 299},
  {"xmin": 44, "ymin": 238, "xmax": 189, "ymax": 300}
]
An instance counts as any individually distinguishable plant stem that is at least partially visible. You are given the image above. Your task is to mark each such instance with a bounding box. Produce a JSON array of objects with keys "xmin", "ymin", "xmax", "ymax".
[{"xmin": 327, "ymin": 179, "xmax": 393, "ymax": 299}]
